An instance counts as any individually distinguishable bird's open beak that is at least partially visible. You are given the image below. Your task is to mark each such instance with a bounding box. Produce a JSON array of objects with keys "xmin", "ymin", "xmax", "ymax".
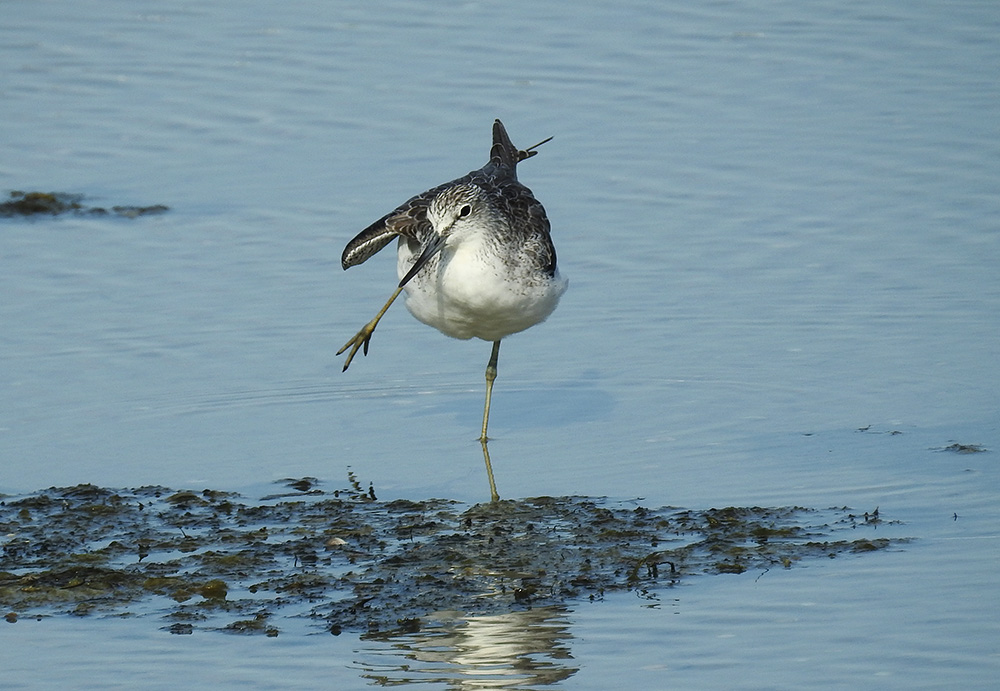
[{"xmin": 398, "ymin": 233, "xmax": 446, "ymax": 288}]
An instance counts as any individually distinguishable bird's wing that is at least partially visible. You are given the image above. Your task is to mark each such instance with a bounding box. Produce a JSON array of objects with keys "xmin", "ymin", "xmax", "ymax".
[
  {"xmin": 499, "ymin": 177, "xmax": 559, "ymax": 277},
  {"xmin": 342, "ymin": 121, "xmax": 551, "ymax": 270},
  {"xmin": 340, "ymin": 182, "xmax": 451, "ymax": 269}
]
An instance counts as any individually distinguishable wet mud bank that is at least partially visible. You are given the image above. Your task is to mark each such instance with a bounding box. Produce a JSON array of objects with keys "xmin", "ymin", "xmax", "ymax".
[{"xmin": 1, "ymin": 481, "xmax": 900, "ymax": 636}]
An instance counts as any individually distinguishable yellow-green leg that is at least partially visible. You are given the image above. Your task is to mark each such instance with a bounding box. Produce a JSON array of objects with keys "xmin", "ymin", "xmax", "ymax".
[
  {"xmin": 337, "ymin": 286, "xmax": 404, "ymax": 371},
  {"xmin": 480, "ymin": 340, "xmax": 501, "ymax": 442},
  {"xmin": 479, "ymin": 340, "xmax": 501, "ymax": 501}
]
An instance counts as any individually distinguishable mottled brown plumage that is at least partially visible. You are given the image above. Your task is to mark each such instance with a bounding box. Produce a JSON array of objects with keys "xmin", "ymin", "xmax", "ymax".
[{"xmin": 341, "ymin": 120, "xmax": 555, "ymax": 274}]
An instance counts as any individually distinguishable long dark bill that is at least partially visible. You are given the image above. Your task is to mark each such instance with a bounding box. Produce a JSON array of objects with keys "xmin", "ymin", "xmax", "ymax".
[{"xmin": 398, "ymin": 233, "xmax": 446, "ymax": 288}]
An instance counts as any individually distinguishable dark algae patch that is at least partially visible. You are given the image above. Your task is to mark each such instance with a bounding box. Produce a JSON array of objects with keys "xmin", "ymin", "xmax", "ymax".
[
  {"xmin": 0, "ymin": 482, "xmax": 903, "ymax": 636},
  {"xmin": 937, "ymin": 442, "xmax": 988, "ymax": 454},
  {"xmin": 0, "ymin": 190, "xmax": 168, "ymax": 218}
]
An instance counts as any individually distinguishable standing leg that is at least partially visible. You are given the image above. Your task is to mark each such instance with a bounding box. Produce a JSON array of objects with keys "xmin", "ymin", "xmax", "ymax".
[
  {"xmin": 480, "ymin": 340, "xmax": 502, "ymax": 502},
  {"xmin": 480, "ymin": 340, "xmax": 501, "ymax": 442}
]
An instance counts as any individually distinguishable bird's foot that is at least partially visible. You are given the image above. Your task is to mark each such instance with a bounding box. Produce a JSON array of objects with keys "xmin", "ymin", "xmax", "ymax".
[
  {"xmin": 336, "ymin": 286, "xmax": 404, "ymax": 372},
  {"xmin": 337, "ymin": 319, "xmax": 378, "ymax": 371}
]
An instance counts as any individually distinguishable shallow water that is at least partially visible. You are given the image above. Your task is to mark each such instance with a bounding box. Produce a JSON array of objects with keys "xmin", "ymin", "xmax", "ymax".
[{"xmin": 2, "ymin": 0, "xmax": 999, "ymax": 688}]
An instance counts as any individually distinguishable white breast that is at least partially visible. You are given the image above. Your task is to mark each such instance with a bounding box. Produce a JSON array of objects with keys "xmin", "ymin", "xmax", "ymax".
[{"xmin": 397, "ymin": 236, "xmax": 567, "ymax": 342}]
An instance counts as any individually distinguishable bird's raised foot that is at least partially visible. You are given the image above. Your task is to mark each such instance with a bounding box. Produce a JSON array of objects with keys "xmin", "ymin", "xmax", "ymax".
[
  {"xmin": 337, "ymin": 286, "xmax": 405, "ymax": 372},
  {"xmin": 336, "ymin": 319, "xmax": 378, "ymax": 371}
]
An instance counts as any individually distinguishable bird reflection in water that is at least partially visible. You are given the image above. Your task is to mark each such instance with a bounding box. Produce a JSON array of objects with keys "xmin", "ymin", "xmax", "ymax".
[{"xmin": 354, "ymin": 606, "xmax": 575, "ymax": 688}]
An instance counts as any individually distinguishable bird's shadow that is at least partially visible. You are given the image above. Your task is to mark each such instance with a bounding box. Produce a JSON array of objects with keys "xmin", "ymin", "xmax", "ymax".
[{"xmin": 412, "ymin": 372, "xmax": 615, "ymax": 431}]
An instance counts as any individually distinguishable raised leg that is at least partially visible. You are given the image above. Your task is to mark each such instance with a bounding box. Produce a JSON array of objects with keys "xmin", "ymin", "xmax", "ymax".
[{"xmin": 337, "ymin": 286, "xmax": 404, "ymax": 371}]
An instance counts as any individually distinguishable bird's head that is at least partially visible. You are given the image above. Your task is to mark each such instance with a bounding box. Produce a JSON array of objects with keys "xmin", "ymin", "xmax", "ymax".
[
  {"xmin": 427, "ymin": 183, "xmax": 493, "ymax": 242},
  {"xmin": 399, "ymin": 184, "xmax": 496, "ymax": 288}
]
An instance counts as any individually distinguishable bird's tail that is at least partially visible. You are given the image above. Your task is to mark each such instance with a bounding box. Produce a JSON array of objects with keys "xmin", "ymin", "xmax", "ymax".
[
  {"xmin": 490, "ymin": 119, "xmax": 519, "ymax": 169},
  {"xmin": 490, "ymin": 119, "xmax": 553, "ymax": 172}
]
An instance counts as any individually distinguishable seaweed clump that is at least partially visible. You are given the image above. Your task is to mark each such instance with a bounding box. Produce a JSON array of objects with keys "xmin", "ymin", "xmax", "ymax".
[
  {"xmin": 0, "ymin": 191, "xmax": 168, "ymax": 218},
  {"xmin": 0, "ymin": 481, "xmax": 902, "ymax": 636}
]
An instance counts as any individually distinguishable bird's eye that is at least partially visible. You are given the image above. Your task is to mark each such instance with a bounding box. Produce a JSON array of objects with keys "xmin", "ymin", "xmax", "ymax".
[{"xmin": 458, "ymin": 205, "xmax": 472, "ymax": 218}]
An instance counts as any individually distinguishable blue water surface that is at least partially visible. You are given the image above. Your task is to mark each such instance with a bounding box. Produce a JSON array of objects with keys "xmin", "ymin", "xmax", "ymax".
[{"xmin": 2, "ymin": 0, "xmax": 998, "ymax": 688}]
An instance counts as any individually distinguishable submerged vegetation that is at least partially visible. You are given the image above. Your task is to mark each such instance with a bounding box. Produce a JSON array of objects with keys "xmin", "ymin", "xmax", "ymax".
[
  {"xmin": 0, "ymin": 480, "xmax": 901, "ymax": 636},
  {"xmin": 0, "ymin": 191, "xmax": 168, "ymax": 218}
]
